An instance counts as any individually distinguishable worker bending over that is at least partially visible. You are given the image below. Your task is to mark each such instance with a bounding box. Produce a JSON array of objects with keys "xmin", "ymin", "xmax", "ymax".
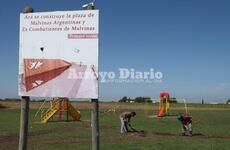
[
  {"xmin": 120, "ymin": 112, "xmax": 136, "ymax": 134},
  {"xmin": 177, "ymin": 114, "xmax": 193, "ymax": 136}
]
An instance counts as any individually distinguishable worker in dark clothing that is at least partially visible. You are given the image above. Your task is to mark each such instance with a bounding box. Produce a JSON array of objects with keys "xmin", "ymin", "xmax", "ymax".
[
  {"xmin": 120, "ymin": 112, "xmax": 136, "ymax": 133},
  {"xmin": 177, "ymin": 114, "xmax": 193, "ymax": 136}
]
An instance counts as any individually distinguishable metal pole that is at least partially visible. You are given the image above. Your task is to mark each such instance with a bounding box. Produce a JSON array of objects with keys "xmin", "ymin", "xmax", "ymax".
[
  {"xmin": 83, "ymin": 3, "xmax": 99, "ymax": 150},
  {"xmin": 66, "ymin": 99, "xmax": 69, "ymax": 121},
  {"xmin": 18, "ymin": 7, "xmax": 33, "ymax": 150},
  {"xmin": 91, "ymin": 99, "xmax": 99, "ymax": 150},
  {"xmin": 58, "ymin": 100, "xmax": 62, "ymax": 121},
  {"xmin": 184, "ymin": 99, "xmax": 188, "ymax": 114},
  {"xmin": 19, "ymin": 96, "xmax": 30, "ymax": 150}
]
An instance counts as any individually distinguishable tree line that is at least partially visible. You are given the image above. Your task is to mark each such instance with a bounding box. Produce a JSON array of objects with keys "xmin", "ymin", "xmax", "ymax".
[{"xmin": 118, "ymin": 96, "xmax": 152, "ymax": 103}]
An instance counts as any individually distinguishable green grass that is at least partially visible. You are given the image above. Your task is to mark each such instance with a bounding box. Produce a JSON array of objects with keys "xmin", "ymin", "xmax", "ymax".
[{"xmin": 0, "ymin": 107, "xmax": 230, "ymax": 150}]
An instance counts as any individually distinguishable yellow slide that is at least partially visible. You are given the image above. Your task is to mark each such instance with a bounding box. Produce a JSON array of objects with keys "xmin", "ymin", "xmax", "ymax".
[
  {"xmin": 67, "ymin": 103, "xmax": 81, "ymax": 120},
  {"xmin": 41, "ymin": 99, "xmax": 81, "ymax": 123}
]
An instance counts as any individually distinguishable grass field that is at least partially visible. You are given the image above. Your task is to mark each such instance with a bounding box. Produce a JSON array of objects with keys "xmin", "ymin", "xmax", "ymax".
[{"xmin": 0, "ymin": 101, "xmax": 230, "ymax": 150}]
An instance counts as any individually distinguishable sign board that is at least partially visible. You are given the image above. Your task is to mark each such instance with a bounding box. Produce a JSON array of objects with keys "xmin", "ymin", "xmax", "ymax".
[{"xmin": 18, "ymin": 10, "xmax": 99, "ymax": 99}]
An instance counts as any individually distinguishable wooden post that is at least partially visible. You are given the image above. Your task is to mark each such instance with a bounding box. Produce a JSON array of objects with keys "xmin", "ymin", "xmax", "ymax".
[
  {"xmin": 19, "ymin": 96, "xmax": 30, "ymax": 150},
  {"xmin": 58, "ymin": 99, "xmax": 62, "ymax": 121},
  {"xmin": 51, "ymin": 99, "xmax": 54, "ymax": 121},
  {"xmin": 91, "ymin": 99, "xmax": 99, "ymax": 150},
  {"xmin": 18, "ymin": 7, "xmax": 33, "ymax": 150},
  {"xmin": 83, "ymin": 3, "xmax": 99, "ymax": 150},
  {"xmin": 66, "ymin": 99, "xmax": 69, "ymax": 121}
]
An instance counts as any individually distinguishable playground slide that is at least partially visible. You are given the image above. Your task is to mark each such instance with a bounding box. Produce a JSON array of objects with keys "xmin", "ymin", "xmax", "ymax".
[
  {"xmin": 157, "ymin": 106, "xmax": 164, "ymax": 117},
  {"xmin": 41, "ymin": 108, "xmax": 58, "ymax": 123},
  {"xmin": 41, "ymin": 100, "xmax": 81, "ymax": 123},
  {"xmin": 67, "ymin": 103, "xmax": 81, "ymax": 120}
]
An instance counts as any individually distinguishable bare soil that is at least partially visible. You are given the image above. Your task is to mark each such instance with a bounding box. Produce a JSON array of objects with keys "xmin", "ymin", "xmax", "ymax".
[{"xmin": 1, "ymin": 123, "xmax": 229, "ymax": 148}]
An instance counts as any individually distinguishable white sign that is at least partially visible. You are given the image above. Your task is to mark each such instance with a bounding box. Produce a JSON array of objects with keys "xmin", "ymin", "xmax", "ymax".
[{"xmin": 18, "ymin": 10, "xmax": 99, "ymax": 99}]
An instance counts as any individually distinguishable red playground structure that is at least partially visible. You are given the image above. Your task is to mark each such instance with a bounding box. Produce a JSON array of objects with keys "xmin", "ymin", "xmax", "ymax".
[{"xmin": 157, "ymin": 92, "xmax": 170, "ymax": 117}]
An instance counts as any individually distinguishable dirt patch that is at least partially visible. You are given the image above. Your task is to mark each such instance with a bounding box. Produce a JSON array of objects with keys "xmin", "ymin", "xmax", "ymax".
[
  {"xmin": 29, "ymin": 126, "xmax": 90, "ymax": 137},
  {"xmin": 1, "ymin": 123, "xmax": 229, "ymax": 148},
  {"xmin": 99, "ymin": 125, "xmax": 230, "ymax": 140},
  {"xmin": 0, "ymin": 103, "xmax": 7, "ymax": 109},
  {"xmin": 125, "ymin": 131, "xmax": 230, "ymax": 140},
  {"xmin": 30, "ymin": 136, "xmax": 91, "ymax": 145},
  {"xmin": 0, "ymin": 122, "xmax": 91, "ymax": 146},
  {"xmin": 0, "ymin": 133, "xmax": 19, "ymax": 144}
]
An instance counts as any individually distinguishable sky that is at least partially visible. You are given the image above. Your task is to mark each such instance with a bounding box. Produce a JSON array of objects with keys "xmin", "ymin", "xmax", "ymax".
[{"xmin": 0, "ymin": 0, "xmax": 230, "ymax": 102}]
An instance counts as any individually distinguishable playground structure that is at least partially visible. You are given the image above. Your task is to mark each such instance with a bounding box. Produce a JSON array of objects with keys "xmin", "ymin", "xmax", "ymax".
[
  {"xmin": 35, "ymin": 98, "xmax": 81, "ymax": 123},
  {"xmin": 100, "ymin": 106, "xmax": 120, "ymax": 115},
  {"xmin": 157, "ymin": 92, "xmax": 170, "ymax": 117}
]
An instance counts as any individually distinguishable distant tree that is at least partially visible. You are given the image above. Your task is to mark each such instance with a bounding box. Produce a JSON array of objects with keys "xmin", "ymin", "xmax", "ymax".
[
  {"xmin": 170, "ymin": 100, "xmax": 177, "ymax": 103},
  {"xmin": 0, "ymin": 103, "xmax": 6, "ymax": 108},
  {"xmin": 4, "ymin": 98, "xmax": 20, "ymax": 101},
  {"xmin": 36, "ymin": 99, "xmax": 45, "ymax": 102},
  {"xmin": 118, "ymin": 96, "xmax": 128, "ymax": 102},
  {"xmin": 202, "ymin": 99, "xmax": 204, "ymax": 104},
  {"xmin": 134, "ymin": 97, "xmax": 152, "ymax": 103},
  {"xmin": 145, "ymin": 99, "xmax": 152, "ymax": 103},
  {"xmin": 226, "ymin": 99, "xmax": 230, "ymax": 104},
  {"xmin": 169, "ymin": 98, "xmax": 177, "ymax": 103}
]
